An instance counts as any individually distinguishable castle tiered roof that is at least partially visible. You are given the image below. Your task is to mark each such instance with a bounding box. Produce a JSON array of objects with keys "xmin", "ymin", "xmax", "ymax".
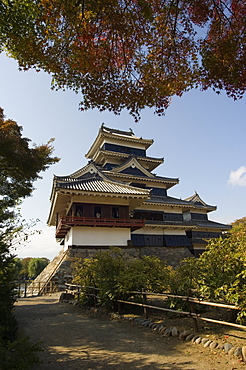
[{"xmin": 48, "ymin": 125, "xmax": 231, "ymax": 243}]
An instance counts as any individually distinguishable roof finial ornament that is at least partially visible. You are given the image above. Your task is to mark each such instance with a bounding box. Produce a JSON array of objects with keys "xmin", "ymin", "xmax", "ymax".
[
  {"xmin": 129, "ymin": 127, "xmax": 133, "ymax": 134},
  {"xmin": 101, "ymin": 122, "xmax": 105, "ymax": 128}
]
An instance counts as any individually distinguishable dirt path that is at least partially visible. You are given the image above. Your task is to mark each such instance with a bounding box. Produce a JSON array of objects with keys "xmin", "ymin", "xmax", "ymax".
[{"xmin": 15, "ymin": 293, "xmax": 246, "ymax": 370}]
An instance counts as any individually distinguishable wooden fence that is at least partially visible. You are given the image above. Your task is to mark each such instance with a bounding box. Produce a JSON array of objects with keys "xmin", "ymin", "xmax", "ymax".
[
  {"xmin": 65, "ymin": 283, "xmax": 246, "ymax": 332},
  {"xmin": 13, "ymin": 280, "xmax": 57, "ymax": 297}
]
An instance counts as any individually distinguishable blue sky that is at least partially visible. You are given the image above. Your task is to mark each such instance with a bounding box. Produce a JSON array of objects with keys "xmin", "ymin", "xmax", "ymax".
[{"xmin": 1, "ymin": 52, "xmax": 245, "ymax": 261}]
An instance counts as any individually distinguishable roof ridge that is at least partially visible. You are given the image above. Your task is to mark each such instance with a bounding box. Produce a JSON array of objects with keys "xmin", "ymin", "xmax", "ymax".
[{"xmin": 100, "ymin": 124, "xmax": 135, "ymax": 137}]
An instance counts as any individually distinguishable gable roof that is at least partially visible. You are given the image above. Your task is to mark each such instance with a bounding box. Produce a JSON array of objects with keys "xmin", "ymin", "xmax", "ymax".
[
  {"xmin": 48, "ymin": 172, "xmax": 150, "ymax": 226},
  {"xmin": 144, "ymin": 194, "xmax": 216, "ymax": 212},
  {"xmin": 185, "ymin": 192, "xmax": 216, "ymax": 209},
  {"xmin": 50, "ymin": 161, "xmax": 150, "ymax": 198},
  {"xmin": 55, "ymin": 177, "xmax": 150, "ymax": 196},
  {"xmin": 110, "ymin": 157, "xmax": 155, "ymax": 178},
  {"xmin": 86, "ymin": 125, "xmax": 154, "ymax": 160}
]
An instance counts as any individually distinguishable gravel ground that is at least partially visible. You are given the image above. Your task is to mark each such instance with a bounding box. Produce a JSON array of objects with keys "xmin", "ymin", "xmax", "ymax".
[{"xmin": 15, "ymin": 293, "xmax": 246, "ymax": 370}]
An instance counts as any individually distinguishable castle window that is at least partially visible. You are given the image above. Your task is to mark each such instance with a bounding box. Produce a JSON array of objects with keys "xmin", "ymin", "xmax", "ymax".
[
  {"xmin": 75, "ymin": 205, "xmax": 83, "ymax": 217},
  {"xmin": 112, "ymin": 207, "xmax": 119, "ymax": 218},
  {"xmin": 102, "ymin": 143, "xmax": 146, "ymax": 157},
  {"xmin": 94, "ymin": 206, "xmax": 101, "ymax": 218}
]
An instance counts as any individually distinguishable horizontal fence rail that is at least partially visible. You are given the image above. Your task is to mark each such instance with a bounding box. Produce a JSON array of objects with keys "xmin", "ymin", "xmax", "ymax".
[
  {"xmin": 13, "ymin": 280, "xmax": 57, "ymax": 297},
  {"xmin": 65, "ymin": 283, "xmax": 246, "ymax": 332}
]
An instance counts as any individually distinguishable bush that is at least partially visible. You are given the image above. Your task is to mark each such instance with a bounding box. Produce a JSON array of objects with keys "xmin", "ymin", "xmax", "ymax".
[
  {"xmin": 173, "ymin": 218, "xmax": 246, "ymax": 323},
  {"xmin": 0, "ymin": 336, "xmax": 42, "ymax": 370},
  {"xmin": 0, "ymin": 241, "xmax": 18, "ymax": 343},
  {"xmin": 74, "ymin": 248, "xmax": 172, "ymax": 306}
]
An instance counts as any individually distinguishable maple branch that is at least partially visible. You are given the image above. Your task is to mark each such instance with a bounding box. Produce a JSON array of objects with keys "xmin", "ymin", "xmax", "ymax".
[
  {"xmin": 74, "ymin": 0, "xmax": 85, "ymax": 19},
  {"xmin": 211, "ymin": 0, "xmax": 233, "ymax": 29}
]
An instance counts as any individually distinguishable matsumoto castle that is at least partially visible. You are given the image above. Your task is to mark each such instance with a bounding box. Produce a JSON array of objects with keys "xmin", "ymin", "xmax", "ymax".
[{"xmin": 48, "ymin": 125, "xmax": 230, "ymax": 264}]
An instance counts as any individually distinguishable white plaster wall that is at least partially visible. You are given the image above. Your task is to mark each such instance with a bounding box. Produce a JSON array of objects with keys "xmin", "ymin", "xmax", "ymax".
[
  {"xmin": 138, "ymin": 204, "xmax": 183, "ymax": 213},
  {"xmin": 101, "ymin": 138, "xmax": 147, "ymax": 151},
  {"xmin": 183, "ymin": 212, "xmax": 191, "ymax": 222},
  {"xmin": 72, "ymin": 194, "xmax": 129, "ymax": 205},
  {"xmin": 64, "ymin": 226, "xmax": 130, "ymax": 247},
  {"xmin": 164, "ymin": 229, "xmax": 187, "ymax": 235},
  {"xmin": 132, "ymin": 227, "xmax": 163, "ymax": 235},
  {"xmin": 183, "ymin": 211, "xmax": 207, "ymax": 222},
  {"xmin": 132, "ymin": 227, "xmax": 186, "ymax": 235}
]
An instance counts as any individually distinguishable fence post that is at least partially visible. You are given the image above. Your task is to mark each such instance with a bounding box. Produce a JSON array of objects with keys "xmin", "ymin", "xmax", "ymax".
[
  {"xmin": 142, "ymin": 291, "xmax": 149, "ymax": 319},
  {"xmin": 24, "ymin": 281, "xmax": 27, "ymax": 298},
  {"xmin": 188, "ymin": 291, "xmax": 199, "ymax": 332},
  {"xmin": 77, "ymin": 286, "xmax": 80, "ymax": 300},
  {"xmin": 117, "ymin": 301, "xmax": 122, "ymax": 314},
  {"xmin": 94, "ymin": 287, "xmax": 98, "ymax": 305}
]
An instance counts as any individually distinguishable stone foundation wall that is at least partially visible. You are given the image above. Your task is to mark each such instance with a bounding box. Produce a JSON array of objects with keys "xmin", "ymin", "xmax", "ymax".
[
  {"xmin": 52, "ymin": 245, "xmax": 193, "ymax": 287},
  {"xmin": 139, "ymin": 246, "xmax": 193, "ymax": 266},
  {"xmin": 67, "ymin": 245, "xmax": 193, "ymax": 266}
]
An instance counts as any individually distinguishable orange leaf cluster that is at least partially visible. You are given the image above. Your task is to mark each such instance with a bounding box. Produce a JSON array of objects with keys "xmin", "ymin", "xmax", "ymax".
[{"xmin": 1, "ymin": 0, "xmax": 245, "ymax": 120}]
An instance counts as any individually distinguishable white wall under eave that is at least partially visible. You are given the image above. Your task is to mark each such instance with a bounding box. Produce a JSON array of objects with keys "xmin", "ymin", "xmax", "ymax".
[
  {"xmin": 65, "ymin": 226, "xmax": 131, "ymax": 247},
  {"xmin": 164, "ymin": 229, "xmax": 187, "ymax": 236},
  {"xmin": 138, "ymin": 204, "xmax": 183, "ymax": 213},
  {"xmin": 101, "ymin": 137, "xmax": 147, "ymax": 151},
  {"xmin": 132, "ymin": 227, "xmax": 186, "ymax": 235}
]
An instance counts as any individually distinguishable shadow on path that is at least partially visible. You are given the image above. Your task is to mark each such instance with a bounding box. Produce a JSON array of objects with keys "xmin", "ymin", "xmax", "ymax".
[{"xmin": 14, "ymin": 293, "xmax": 234, "ymax": 370}]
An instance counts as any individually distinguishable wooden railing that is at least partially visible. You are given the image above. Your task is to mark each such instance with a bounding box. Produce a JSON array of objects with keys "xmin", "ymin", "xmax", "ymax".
[
  {"xmin": 64, "ymin": 284, "xmax": 246, "ymax": 332},
  {"xmin": 13, "ymin": 280, "xmax": 57, "ymax": 297},
  {"xmin": 56, "ymin": 216, "xmax": 145, "ymax": 237}
]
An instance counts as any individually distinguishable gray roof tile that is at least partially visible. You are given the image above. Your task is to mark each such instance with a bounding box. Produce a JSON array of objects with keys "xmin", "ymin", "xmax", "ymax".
[{"xmin": 56, "ymin": 179, "xmax": 150, "ymax": 195}]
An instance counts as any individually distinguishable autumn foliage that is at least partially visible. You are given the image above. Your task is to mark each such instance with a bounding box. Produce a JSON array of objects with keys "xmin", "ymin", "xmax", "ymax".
[
  {"xmin": 0, "ymin": 0, "xmax": 245, "ymax": 120},
  {"xmin": 0, "ymin": 108, "xmax": 58, "ymax": 358}
]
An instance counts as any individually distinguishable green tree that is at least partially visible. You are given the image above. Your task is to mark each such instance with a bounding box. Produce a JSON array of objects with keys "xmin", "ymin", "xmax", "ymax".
[
  {"xmin": 0, "ymin": 107, "xmax": 59, "ymax": 208},
  {"xmin": 0, "ymin": 240, "xmax": 18, "ymax": 342},
  {"xmin": 28, "ymin": 258, "xmax": 49, "ymax": 278},
  {"xmin": 0, "ymin": 107, "xmax": 59, "ymax": 349},
  {"xmin": 0, "ymin": 0, "xmax": 245, "ymax": 121},
  {"xmin": 19, "ymin": 258, "xmax": 32, "ymax": 280},
  {"xmin": 74, "ymin": 248, "xmax": 171, "ymax": 305},
  {"xmin": 11, "ymin": 258, "xmax": 22, "ymax": 281},
  {"xmin": 175, "ymin": 217, "xmax": 246, "ymax": 322}
]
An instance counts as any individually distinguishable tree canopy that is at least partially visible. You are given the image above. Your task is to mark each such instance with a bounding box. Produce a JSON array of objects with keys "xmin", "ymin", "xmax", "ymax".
[
  {"xmin": 175, "ymin": 217, "xmax": 246, "ymax": 323},
  {"xmin": 0, "ymin": 108, "xmax": 58, "ymax": 349},
  {"xmin": 28, "ymin": 257, "xmax": 49, "ymax": 278},
  {"xmin": 0, "ymin": 0, "xmax": 245, "ymax": 120},
  {"xmin": 0, "ymin": 107, "xmax": 59, "ymax": 226}
]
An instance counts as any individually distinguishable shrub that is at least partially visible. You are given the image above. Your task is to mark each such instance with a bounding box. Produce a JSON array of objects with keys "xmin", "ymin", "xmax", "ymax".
[
  {"xmin": 74, "ymin": 248, "xmax": 172, "ymax": 306},
  {"xmin": 173, "ymin": 218, "xmax": 246, "ymax": 323},
  {"xmin": 0, "ymin": 336, "xmax": 42, "ymax": 370}
]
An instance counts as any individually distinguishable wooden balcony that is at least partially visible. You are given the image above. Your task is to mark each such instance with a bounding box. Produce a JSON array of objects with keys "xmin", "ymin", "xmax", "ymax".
[{"xmin": 56, "ymin": 216, "xmax": 145, "ymax": 238}]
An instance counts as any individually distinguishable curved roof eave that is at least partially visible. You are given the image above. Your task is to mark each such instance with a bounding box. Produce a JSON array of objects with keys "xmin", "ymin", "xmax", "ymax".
[{"xmin": 86, "ymin": 126, "xmax": 154, "ymax": 159}]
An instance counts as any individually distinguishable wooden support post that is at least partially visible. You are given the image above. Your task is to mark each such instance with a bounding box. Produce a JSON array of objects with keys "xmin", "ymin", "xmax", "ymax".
[
  {"xmin": 118, "ymin": 301, "xmax": 122, "ymax": 315},
  {"xmin": 142, "ymin": 291, "xmax": 149, "ymax": 319},
  {"xmin": 24, "ymin": 282, "xmax": 27, "ymax": 298},
  {"xmin": 188, "ymin": 291, "xmax": 199, "ymax": 332},
  {"xmin": 94, "ymin": 287, "xmax": 98, "ymax": 305},
  {"xmin": 77, "ymin": 286, "xmax": 80, "ymax": 300}
]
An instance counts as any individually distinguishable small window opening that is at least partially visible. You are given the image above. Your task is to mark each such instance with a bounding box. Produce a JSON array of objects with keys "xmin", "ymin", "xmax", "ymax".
[
  {"xmin": 94, "ymin": 206, "xmax": 101, "ymax": 218},
  {"xmin": 75, "ymin": 206, "xmax": 83, "ymax": 217},
  {"xmin": 112, "ymin": 207, "xmax": 119, "ymax": 218}
]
